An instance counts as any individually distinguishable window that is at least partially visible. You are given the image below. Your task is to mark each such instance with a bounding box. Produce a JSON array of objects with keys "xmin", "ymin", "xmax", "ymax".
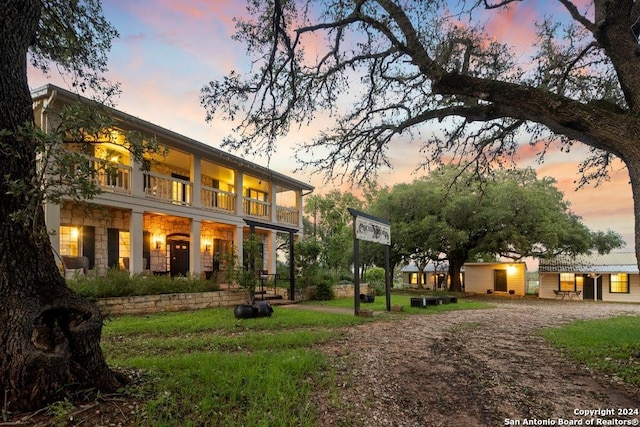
[
  {"xmin": 559, "ymin": 273, "xmax": 576, "ymax": 291},
  {"xmin": 60, "ymin": 226, "xmax": 79, "ymax": 256},
  {"xmin": 410, "ymin": 273, "xmax": 417, "ymax": 284},
  {"xmin": 610, "ymin": 273, "xmax": 629, "ymax": 293},
  {"xmin": 118, "ymin": 231, "xmax": 130, "ymax": 269}
]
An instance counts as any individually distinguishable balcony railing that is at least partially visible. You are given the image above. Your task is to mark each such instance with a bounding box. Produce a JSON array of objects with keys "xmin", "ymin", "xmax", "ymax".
[
  {"xmin": 276, "ymin": 206, "xmax": 299, "ymax": 226},
  {"xmin": 76, "ymin": 155, "xmax": 132, "ymax": 194},
  {"xmin": 201, "ymin": 186, "xmax": 236, "ymax": 213},
  {"xmin": 66, "ymin": 152, "xmax": 303, "ymax": 226},
  {"xmin": 143, "ymin": 171, "xmax": 192, "ymax": 205},
  {"xmin": 243, "ymin": 197, "xmax": 270, "ymax": 219}
]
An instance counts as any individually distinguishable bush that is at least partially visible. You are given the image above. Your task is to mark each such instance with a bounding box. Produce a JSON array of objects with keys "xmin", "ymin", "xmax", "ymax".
[
  {"xmin": 364, "ymin": 267, "xmax": 386, "ymax": 296},
  {"xmin": 67, "ymin": 269, "xmax": 220, "ymax": 299},
  {"xmin": 313, "ymin": 274, "xmax": 335, "ymax": 301},
  {"xmin": 338, "ymin": 273, "xmax": 353, "ymax": 283}
]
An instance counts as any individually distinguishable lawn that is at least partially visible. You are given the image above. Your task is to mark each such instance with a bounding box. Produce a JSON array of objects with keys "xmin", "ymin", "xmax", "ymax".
[
  {"xmin": 542, "ymin": 315, "xmax": 640, "ymax": 386},
  {"xmin": 100, "ymin": 295, "xmax": 485, "ymax": 426},
  {"xmin": 310, "ymin": 292, "xmax": 490, "ymax": 314}
]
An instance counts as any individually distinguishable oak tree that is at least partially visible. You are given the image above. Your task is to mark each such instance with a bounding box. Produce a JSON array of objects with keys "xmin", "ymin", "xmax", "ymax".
[
  {"xmin": 0, "ymin": 0, "xmax": 144, "ymax": 411},
  {"xmin": 371, "ymin": 166, "xmax": 623, "ymax": 291},
  {"xmin": 202, "ymin": 0, "xmax": 640, "ymax": 264}
]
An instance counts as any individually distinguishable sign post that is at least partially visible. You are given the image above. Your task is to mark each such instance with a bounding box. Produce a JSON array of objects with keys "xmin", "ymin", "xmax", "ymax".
[{"xmin": 348, "ymin": 208, "xmax": 391, "ymax": 315}]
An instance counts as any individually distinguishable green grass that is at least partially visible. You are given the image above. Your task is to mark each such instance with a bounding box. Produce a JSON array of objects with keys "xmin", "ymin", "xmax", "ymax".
[
  {"xmin": 543, "ymin": 315, "xmax": 640, "ymax": 386},
  {"xmin": 102, "ymin": 306, "xmax": 363, "ymax": 426},
  {"xmin": 100, "ymin": 296, "xmax": 489, "ymax": 425},
  {"xmin": 310, "ymin": 293, "xmax": 492, "ymax": 314}
]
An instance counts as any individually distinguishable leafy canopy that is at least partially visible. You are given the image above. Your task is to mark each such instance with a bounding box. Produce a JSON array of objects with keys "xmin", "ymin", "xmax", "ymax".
[{"xmin": 370, "ymin": 165, "xmax": 623, "ymax": 265}]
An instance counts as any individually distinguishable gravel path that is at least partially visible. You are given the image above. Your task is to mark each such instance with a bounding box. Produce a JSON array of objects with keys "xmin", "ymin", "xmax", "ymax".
[{"xmin": 313, "ymin": 297, "xmax": 640, "ymax": 426}]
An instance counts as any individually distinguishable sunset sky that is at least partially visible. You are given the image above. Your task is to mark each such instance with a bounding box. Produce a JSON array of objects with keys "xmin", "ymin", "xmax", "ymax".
[{"xmin": 27, "ymin": 0, "xmax": 636, "ymax": 249}]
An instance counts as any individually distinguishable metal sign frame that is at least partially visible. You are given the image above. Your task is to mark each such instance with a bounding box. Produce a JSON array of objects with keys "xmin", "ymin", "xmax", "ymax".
[{"xmin": 348, "ymin": 208, "xmax": 392, "ymax": 315}]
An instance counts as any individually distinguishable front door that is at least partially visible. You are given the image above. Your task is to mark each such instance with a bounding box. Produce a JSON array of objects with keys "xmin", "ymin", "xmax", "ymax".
[
  {"xmin": 494, "ymin": 269, "xmax": 508, "ymax": 292},
  {"xmin": 170, "ymin": 241, "xmax": 190, "ymax": 277},
  {"xmin": 583, "ymin": 276, "xmax": 602, "ymax": 301}
]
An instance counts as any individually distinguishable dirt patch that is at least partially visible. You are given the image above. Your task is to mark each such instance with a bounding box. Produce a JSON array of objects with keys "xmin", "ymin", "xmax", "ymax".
[{"xmin": 313, "ymin": 297, "xmax": 640, "ymax": 426}]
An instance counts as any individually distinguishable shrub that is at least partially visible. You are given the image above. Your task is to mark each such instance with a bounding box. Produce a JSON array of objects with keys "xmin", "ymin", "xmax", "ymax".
[
  {"xmin": 338, "ymin": 273, "xmax": 353, "ymax": 283},
  {"xmin": 364, "ymin": 267, "xmax": 386, "ymax": 296},
  {"xmin": 67, "ymin": 269, "xmax": 220, "ymax": 299},
  {"xmin": 313, "ymin": 274, "xmax": 335, "ymax": 301}
]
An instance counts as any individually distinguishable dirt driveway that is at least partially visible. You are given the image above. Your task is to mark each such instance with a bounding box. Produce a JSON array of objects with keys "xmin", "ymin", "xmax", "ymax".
[{"xmin": 312, "ymin": 297, "xmax": 640, "ymax": 426}]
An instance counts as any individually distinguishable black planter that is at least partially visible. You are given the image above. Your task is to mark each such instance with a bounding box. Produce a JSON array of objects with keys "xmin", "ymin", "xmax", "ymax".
[
  {"xmin": 234, "ymin": 302, "xmax": 274, "ymax": 319},
  {"xmin": 367, "ymin": 295, "xmax": 375, "ymax": 303},
  {"xmin": 256, "ymin": 301, "xmax": 274, "ymax": 317},
  {"xmin": 234, "ymin": 304, "xmax": 256, "ymax": 319}
]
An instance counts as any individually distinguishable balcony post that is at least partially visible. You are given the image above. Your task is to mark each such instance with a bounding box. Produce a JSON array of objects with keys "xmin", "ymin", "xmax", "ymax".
[
  {"xmin": 131, "ymin": 158, "xmax": 145, "ymax": 198},
  {"xmin": 297, "ymin": 190, "xmax": 304, "ymax": 233},
  {"xmin": 270, "ymin": 183, "xmax": 277, "ymax": 223},
  {"xmin": 235, "ymin": 171, "xmax": 244, "ymax": 216},
  {"xmin": 190, "ymin": 154, "xmax": 201, "ymax": 208}
]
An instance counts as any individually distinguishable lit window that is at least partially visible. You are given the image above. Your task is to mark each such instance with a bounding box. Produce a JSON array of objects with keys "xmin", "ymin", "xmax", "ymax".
[
  {"xmin": 410, "ymin": 273, "xmax": 417, "ymax": 284},
  {"xmin": 59, "ymin": 226, "xmax": 79, "ymax": 256},
  {"xmin": 118, "ymin": 231, "xmax": 130, "ymax": 269},
  {"xmin": 559, "ymin": 273, "xmax": 575, "ymax": 291},
  {"xmin": 610, "ymin": 273, "xmax": 629, "ymax": 293}
]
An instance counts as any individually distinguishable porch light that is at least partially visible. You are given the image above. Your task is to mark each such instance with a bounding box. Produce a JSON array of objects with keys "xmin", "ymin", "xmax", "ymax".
[
  {"xmin": 154, "ymin": 235, "xmax": 164, "ymax": 250},
  {"xmin": 507, "ymin": 265, "xmax": 517, "ymax": 275}
]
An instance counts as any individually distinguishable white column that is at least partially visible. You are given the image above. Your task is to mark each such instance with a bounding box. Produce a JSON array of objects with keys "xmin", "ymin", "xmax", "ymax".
[
  {"xmin": 235, "ymin": 171, "xmax": 244, "ymax": 216},
  {"xmin": 268, "ymin": 230, "xmax": 277, "ymax": 273},
  {"xmin": 190, "ymin": 218, "xmax": 202, "ymax": 275},
  {"xmin": 234, "ymin": 224, "xmax": 244, "ymax": 266},
  {"xmin": 45, "ymin": 201, "xmax": 61, "ymax": 259},
  {"xmin": 190, "ymin": 154, "xmax": 201, "ymax": 207},
  {"xmin": 270, "ymin": 183, "xmax": 277, "ymax": 223},
  {"xmin": 297, "ymin": 191, "xmax": 304, "ymax": 232},
  {"xmin": 130, "ymin": 209, "xmax": 144, "ymax": 274},
  {"xmin": 131, "ymin": 158, "xmax": 145, "ymax": 198}
]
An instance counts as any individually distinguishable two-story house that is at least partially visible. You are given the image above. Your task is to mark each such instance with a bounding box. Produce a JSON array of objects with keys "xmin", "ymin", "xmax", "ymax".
[{"xmin": 32, "ymin": 84, "xmax": 313, "ymax": 284}]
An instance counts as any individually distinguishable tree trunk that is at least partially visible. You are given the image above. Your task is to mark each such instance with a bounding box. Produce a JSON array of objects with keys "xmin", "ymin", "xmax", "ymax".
[
  {"xmin": 0, "ymin": 1, "xmax": 124, "ymax": 412},
  {"xmin": 448, "ymin": 257, "xmax": 465, "ymax": 292},
  {"xmin": 624, "ymin": 156, "xmax": 640, "ymax": 272}
]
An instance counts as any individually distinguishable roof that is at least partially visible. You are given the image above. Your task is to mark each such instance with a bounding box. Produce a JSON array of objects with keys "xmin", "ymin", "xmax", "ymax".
[
  {"xmin": 30, "ymin": 84, "xmax": 315, "ymax": 193},
  {"xmin": 539, "ymin": 252, "xmax": 638, "ymax": 273},
  {"xmin": 401, "ymin": 263, "xmax": 449, "ymax": 273}
]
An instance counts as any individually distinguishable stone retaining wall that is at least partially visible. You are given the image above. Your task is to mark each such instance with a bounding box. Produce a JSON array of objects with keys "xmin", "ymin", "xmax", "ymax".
[
  {"xmin": 95, "ymin": 283, "xmax": 368, "ymax": 316},
  {"xmin": 96, "ymin": 289, "xmax": 248, "ymax": 315}
]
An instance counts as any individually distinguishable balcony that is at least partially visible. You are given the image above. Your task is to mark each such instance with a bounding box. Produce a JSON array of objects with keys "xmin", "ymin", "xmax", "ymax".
[
  {"xmin": 68, "ymin": 150, "xmax": 303, "ymax": 227},
  {"xmin": 79, "ymin": 155, "xmax": 132, "ymax": 194},
  {"xmin": 143, "ymin": 172, "xmax": 192, "ymax": 205},
  {"xmin": 243, "ymin": 197, "xmax": 270, "ymax": 219},
  {"xmin": 201, "ymin": 186, "xmax": 236, "ymax": 213},
  {"xmin": 276, "ymin": 206, "xmax": 298, "ymax": 226}
]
